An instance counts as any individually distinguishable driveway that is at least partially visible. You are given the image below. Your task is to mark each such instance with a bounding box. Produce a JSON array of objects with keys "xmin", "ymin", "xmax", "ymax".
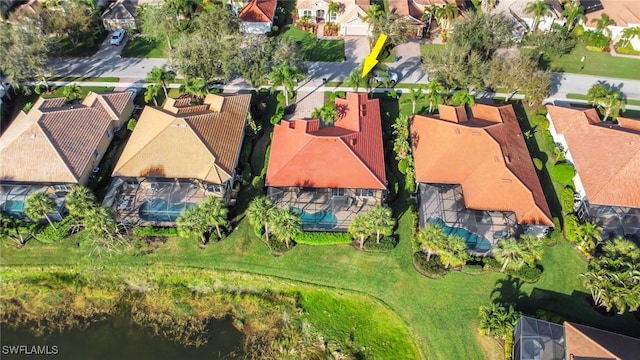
[
  {"xmin": 343, "ymin": 36, "xmax": 370, "ymax": 63},
  {"xmin": 94, "ymin": 31, "xmax": 128, "ymax": 60},
  {"xmin": 389, "ymin": 40, "xmax": 428, "ymax": 84}
]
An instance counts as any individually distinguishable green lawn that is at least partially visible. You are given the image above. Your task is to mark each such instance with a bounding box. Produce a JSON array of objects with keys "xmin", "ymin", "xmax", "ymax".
[
  {"xmin": 121, "ymin": 36, "xmax": 168, "ymax": 58},
  {"xmin": 280, "ymin": 25, "xmax": 345, "ymax": 62},
  {"xmin": 566, "ymin": 93, "xmax": 640, "ymax": 105},
  {"xmin": 420, "ymin": 43, "xmax": 445, "ymax": 59},
  {"xmin": 47, "ymin": 76, "xmax": 120, "ymax": 83},
  {"xmin": 522, "ymin": 44, "xmax": 640, "ymax": 80},
  {"xmin": 41, "ymin": 86, "xmax": 116, "ymax": 99},
  {"xmin": 56, "ymin": 31, "xmax": 108, "ymax": 57}
]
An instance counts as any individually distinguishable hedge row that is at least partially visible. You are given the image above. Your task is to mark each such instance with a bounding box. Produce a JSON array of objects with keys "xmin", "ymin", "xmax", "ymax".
[
  {"xmin": 34, "ymin": 216, "xmax": 75, "ymax": 244},
  {"xmin": 294, "ymin": 232, "xmax": 352, "ymax": 245},
  {"xmin": 132, "ymin": 226, "xmax": 178, "ymax": 236}
]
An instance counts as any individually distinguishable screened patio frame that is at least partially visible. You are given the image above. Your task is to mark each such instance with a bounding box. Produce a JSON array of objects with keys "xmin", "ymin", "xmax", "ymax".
[
  {"xmin": 513, "ymin": 316, "xmax": 566, "ymax": 360},
  {"xmin": 0, "ymin": 183, "xmax": 68, "ymax": 220}
]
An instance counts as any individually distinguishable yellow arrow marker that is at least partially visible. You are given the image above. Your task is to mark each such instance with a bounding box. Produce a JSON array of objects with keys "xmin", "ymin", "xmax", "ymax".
[{"xmin": 362, "ymin": 33, "xmax": 388, "ymax": 78}]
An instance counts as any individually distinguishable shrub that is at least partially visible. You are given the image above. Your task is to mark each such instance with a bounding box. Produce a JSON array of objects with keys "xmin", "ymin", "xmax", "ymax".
[
  {"xmin": 251, "ymin": 176, "xmax": 264, "ymax": 188},
  {"xmin": 23, "ymin": 102, "xmax": 33, "ymax": 112},
  {"xmin": 533, "ymin": 158, "xmax": 544, "ymax": 170},
  {"xmin": 294, "ymin": 232, "xmax": 352, "ymax": 245},
  {"xmin": 133, "ymin": 227, "xmax": 178, "ymax": 236},
  {"xmin": 364, "ymin": 236, "xmax": 397, "ymax": 251},
  {"xmin": 564, "ymin": 214, "xmax": 580, "ymax": 243},
  {"xmin": 533, "ymin": 309, "xmax": 565, "ymax": 324},
  {"xmin": 482, "ymin": 256, "xmax": 502, "ymax": 272},
  {"xmin": 127, "ymin": 118, "xmax": 137, "ymax": 131},
  {"xmin": 506, "ymin": 265, "xmax": 542, "ymax": 283},
  {"xmin": 535, "ymin": 105, "xmax": 548, "ymax": 116},
  {"xmin": 572, "ymin": 24, "xmax": 584, "ymax": 37},
  {"xmin": 330, "ymin": 91, "xmax": 346, "ymax": 101},
  {"xmin": 271, "ymin": 25, "xmax": 279, "ymax": 33},
  {"xmin": 537, "ymin": 117, "xmax": 550, "ymax": 130},
  {"xmin": 260, "ymin": 146, "xmax": 271, "ymax": 178},
  {"xmin": 585, "ymin": 45, "xmax": 605, "ymax": 52},
  {"xmin": 504, "ymin": 330, "xmax": 513, "ymax": 360},
  {"xmin": 581, "ymin": 30, "xmax": 610, "ymax": 48},
  {"xmin": 34, "ymin": 216, "xmax": 75, "ymax": 243},
  {"xmin": 413, "ymin": 252, "xmax": 449, "ymax": 278},
  {"xmin": 531, "ymin": 114, "xmax": 547, "ymax": 126},
  {"xmin": 549, "ymin": 162, "xmax": 575, "ymax": 185},
  {"xmin": 270, "ymin": 104, "xmax": 284, "ymax": 124},
  {"xmin": 267, "ymin": 236, "xmax": 289, "ymax": 254},
  {"xmin": 561, "ymin": 186, "xmax": 576, "ymax": 214},
  {"xmin": 461, "ymin": 264, "xmax": 484, "ymax": 274},
  {"xmin": 34, "ymin": 83, "xmax": 48, "ymax": 95}
]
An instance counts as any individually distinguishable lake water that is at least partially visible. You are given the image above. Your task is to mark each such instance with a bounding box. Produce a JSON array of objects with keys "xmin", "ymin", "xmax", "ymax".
[{"xmin": 0, "ymin": 313, "xmax": 244, "ymax": 360}]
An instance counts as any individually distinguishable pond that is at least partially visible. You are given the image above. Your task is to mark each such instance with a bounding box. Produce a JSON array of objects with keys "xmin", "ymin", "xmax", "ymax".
[{"xmin": 0, "ymin": 313, "xmax": 244, "ymax": 360}]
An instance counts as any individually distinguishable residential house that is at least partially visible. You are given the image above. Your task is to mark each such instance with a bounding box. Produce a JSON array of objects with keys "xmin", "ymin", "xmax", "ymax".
[
  {"xmin": 546, "ymin": 105, "xmax": 640, "ymax": 240},
  {"xmin": 266, "ymin": 92, "xmax": 387, "ymax": 231},
  {"xmin": 582, "ymin": 0, "xmax": 640, "ymax": 49},
  {"xmin": 505, "ymin": 0, "xmax": 563, "ymax": 33},
  {"xmin": 297, "ymin": 0, "xmax": 371, "ymax": 36},
  {"xmin": 513, "ymin": 316, "xmax": 640, "ymax": 360},
  {"xmin": 102, "ymin": 0, "xmax": 138, "ymax": 31},
  {"xmin": 104, "ymin": 93, "xmax": 251, "ymax": 225},
  {"xmin": 234, "ymin": 0, "xmax": 278, "ymax": 34},
  {"xmin": 411, "ymin": 104, "xmax": 553, "ymax": 254},
  {"xmin": 0, "ymin": 92, "xmax": 134, "ymax": 220},
  {"xmin": 388, "ymin": 0, "xmax": 425, "ymax": 38}
]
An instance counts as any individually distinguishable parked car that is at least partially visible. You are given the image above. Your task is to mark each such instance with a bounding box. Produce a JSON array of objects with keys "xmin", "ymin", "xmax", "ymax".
[
  {"xmin": 124, "ymin": 87, "xmax": 139, "ymax": 101},
  {"xmin": 373, "ymin": 70, "xmax": 398, "ymax": 85},
  {"xmin": 110, "ymin": 29, "xmax": 125, "ymax": 46}
]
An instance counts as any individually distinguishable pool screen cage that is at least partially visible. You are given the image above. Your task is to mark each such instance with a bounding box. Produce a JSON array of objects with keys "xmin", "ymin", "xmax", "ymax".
[
  {"xmin": 0, "ymin": 183, "xmax": 68, "ymax": 220},
  {"xmin": 513, "ymin": 316, "xmax": 566, "ymax": 360},
  {"xmin": 417, "ymin": 183, "xmax": 518, "ymax": 241}
]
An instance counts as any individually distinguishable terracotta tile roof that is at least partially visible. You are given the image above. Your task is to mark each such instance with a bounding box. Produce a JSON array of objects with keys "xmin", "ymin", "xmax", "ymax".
[
  {"xmin": 238, "ymin": 0, "xmax": 277, "ymax": 23},
  {"xmin": 546, "ymin": 105, "xmax": 640, "ymax": 208},
  {"xmin": 266, "ymin": 93, "xmax": 386, "ymax": 189},
  {"xmin": 582, "ymin": 0, "xmax": 640, "ymax": 28},
  {"xmin": 0, "ymin": 92, "xmax": 133, "ymax": 184},
  {"xmin": 112, "ymin": 94, "xmax": 251, "ymax": 184},
  {"xmin": 564, "ymin": 321, "xmax": 640, "ymax": 360},
  {"xmin": 102, "ymin": 0, "xmax": 137, "ymax": 20},
  {"xmin": 411, "ymin": 104, "xmax": 553, "ymax": 226},
  {"xmin": 389, "ymin": 0, "xmax": 424, "ymax": 23}
]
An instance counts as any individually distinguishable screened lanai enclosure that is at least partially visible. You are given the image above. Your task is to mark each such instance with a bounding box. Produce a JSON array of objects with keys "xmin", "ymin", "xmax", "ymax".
[
  {"xmin": 0, "ymin": 184, "xmax": 68, "ymax": 220},
  {"xmin": 417, "ymin": 183, "xmax": 518, "ymax": 254},
  {"xmin": 513, "ymin": 316, "xmax": 565, "ymax": 360},
  {"xmin": 590, "ymin": 204, "xmax": 640, "ymax": 242}
]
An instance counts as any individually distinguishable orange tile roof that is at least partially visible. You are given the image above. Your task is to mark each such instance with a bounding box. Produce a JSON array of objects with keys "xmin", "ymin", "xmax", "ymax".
[
  {"xmin": 389, "ymin": 0, "xmax": 425, "ymax": 23},
  {"xmin": 238, "ymin": 0, "xmax": 277, "ymax": 23},
  {"xmin": 0, "ymin": 92, "xmax": 132, "ymax": 184},
  {"xmin": 411, "ymin": 104, "xmax": 553, "ymax": 226},
  {"xmin": 546, "ymin": 105, "xmax": 640, "ymax": 208},
  {"xmin": 266, "ymin": 93, "xmax": 386, "ymax": 189},
  {"xmin": 113, "ymin": 94, "xmax": 251, "ymax": 184},
  {"xmin": 564, "ymin": 321, "xmax": 640, "ymax": 360},
  {"xmin": 583, "ymin": 0, "xmax": 640, "ymax": 28}
]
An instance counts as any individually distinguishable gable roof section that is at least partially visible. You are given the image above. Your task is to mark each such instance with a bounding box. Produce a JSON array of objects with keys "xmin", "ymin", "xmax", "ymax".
[
  {"xmin": 238, "ymin": 0, "xmax": 277, "ymax": 23},
  {"xmin": 388, "ymin": 0, "xmax": 425, "ymax": 24},
  {"xmin": 411, "ymin": 104, "xmax": 553, "ymax": 226},
  {"xmin": 112, "ymin": 94, "xmax": 251, "ymax": 184},
  {"xmin": 102, "ymin": 0, "xmax": 137, "ymax": 20},
  {"xmin": 546, "ymin": 105, "xmax": 640, "ymax": 208},
  {"xmin": 582, "ymin": 0, "xmax": 640, "ymax": 28},
  {"xmin": 266, "ymin": 92, "xmax": 386, "ymax": 189},
  {"xmin": 0, "ymin": 92, "xmax": 132, "ymax": 184},
  {"xmin": 564, "ymin": 321, "xmax": 640, "ymax": 360}
]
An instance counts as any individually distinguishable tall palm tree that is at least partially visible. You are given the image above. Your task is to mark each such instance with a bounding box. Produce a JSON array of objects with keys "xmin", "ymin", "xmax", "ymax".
[
  {"xmin": 348, "ymin": 212, "xmax": 372, "ymax": 249},
  {"xmin": 367, "ymin": 206, "xmax": 395, "ymax": 244},
  {"xmin": 363, "ymin": 4, "xmax": 385, "ymax": 32},
  {"xmin": 591, "ymin": 13, "xmax": 616, "ymax": 36},
  {"xmin": 146, "ymin": 65, "xmax": 175, "ymax": 98},
  {"xmin": 270, "ymin": 61, "xmax": 304, "ymax": 107},
  {"xmin": 620, "ymin": 26, "xmax": 640, "ymax": 47},
  {"xmin": 576, "ymin": 221, "xmax": 602, "ymax": 253},
  {"xmin": 601, "ymin": 91, "xmax": 625, "ymax": 122},
  {"xmin": 450, "ymin": 89, "xmax": 475, "ymax": 107},
  {"xmin": 270, "ymin": 208, "xmax": 302, "ymax": 249},
  {"xmin": 408, "ymin": 87, "xmax": 426, "ymax": 114},
  {"xmin": 145, "ymin": 84, "xmax": 161, "ymax": 106},
  {"xmin": 493, "ymin": 238, "xmax": 526, "ymax": 273},
  {"xmin": 524, "ymin": 0, "xmax": 551, "ymax": 32},
  {"xmin": 246, "ymin": 196, "xmax": 275, "ymax": 242},
  {"xmin": 440, "ymin": 2, "xmax": 459, "ymax": 32},
  {"xmin": 177, "ymin": 206, "xmax": 209, "ymax": 245},
  {"xmin": 24, "ymin": 191, "xmax": 57, "ymax": 230},
  {"xmin": 327, "ymin": 1, "xmax": 340, "ymax": 24},
  {"xmin": 561, "ymin": 3, "xmax": 585, "ymax": 33},
  {"xmin": 416, "ymin": 222, "xmax": 447, "ymax": 261},
  {"xmin": 439, "ymin": 235, "xmax": 469, "ymax": 269},
  {"xmin": 199, "ymin": 195, "xmax": 228, "ymax": 241},
  {"xmin": 424, "ymin": 80, "xmax": 445, "ymax": 113},
  {"xmin": 65, "ymin": 186, "xmax": 96, "ymax": 221}
]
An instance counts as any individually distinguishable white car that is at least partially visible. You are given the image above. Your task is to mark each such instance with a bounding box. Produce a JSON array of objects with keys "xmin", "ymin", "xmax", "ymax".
[
  {"xmin": 373, "ymin": 70, "xmax": 399, "ymax": 85},
  {"xmin": 110, "ymin": 29, "xmax": 125, "ymax": 46}
]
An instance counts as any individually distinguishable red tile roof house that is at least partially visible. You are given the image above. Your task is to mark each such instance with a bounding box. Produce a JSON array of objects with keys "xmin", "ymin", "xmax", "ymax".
[
  {"xmin": 266, "ymin": 93, "xmax": 387, "ymax": 231},
  {"xmin": 546, "ymin": 105, "xmax": 640, "ymax": 240},
  {"xmin": 0, "ymin": 92, "xmax": 134, "ymax": 221},
  {"xmin": 411, "ymin": 104, "xmax": 553, "ymax": 254},
  {"xmin": 103, "ymin": 93, "xmax": 251, "ymax": 225},
  {"xmin": 232, "ymin": 0, "xmax": 278, "ymax": 34}
]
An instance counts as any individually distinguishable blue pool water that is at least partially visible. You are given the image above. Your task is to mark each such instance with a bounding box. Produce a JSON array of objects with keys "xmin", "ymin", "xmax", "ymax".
[
  {"xmin": 4, "ymin": 200, "xmax": 24, "ymax": 213},
  {"xmin": 139, "ymin": 199, "xmax": 197, "ymax": 222},
  {"xmin": 429, "ymin": 218, "xmax": 492, "ymax": 253},
  {"xmin": 291, "ymin": 207, "xmax": 338, "ymax": 230}
]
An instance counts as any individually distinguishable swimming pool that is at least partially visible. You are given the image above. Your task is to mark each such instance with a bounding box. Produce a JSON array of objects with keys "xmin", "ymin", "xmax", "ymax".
[
  {"xmin": 429, "ymin": 218, "xmax": 493, "ymax": 253},
  {"xmin": 139, "ymin": 199, "xmax": 197, "ymax": 222},
  {"xmin": 291, "ymin": 207, "xmax": 338, "ymax": 230}
]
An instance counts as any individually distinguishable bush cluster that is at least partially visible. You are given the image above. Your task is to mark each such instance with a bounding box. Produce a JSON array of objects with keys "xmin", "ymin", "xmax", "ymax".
[
  {"xmin": 561, "ymin": 186, "xmax": 576, "ymax": 215},
  {"xmin": 34, "ymin": 217, "xmax": 75, "ymax": 244},
  {"xmin": 564, "ymin": 214, "xmax": 580, "ymax": 243},
  {"xmin": 581, "ymin": 30, "xmax": 610, "ymax": 49},
  {"xmin": 294, "ymin": 232, "xmax": 352, "ymax": 245},
  {"xmin": 549, "ymin": 162, "xmax": 576, "ymax": 185},
  {"xmin": 506, "ymin": 265, "xmax": 543, "ymax": 283},
  {"xmin": 133, "ymin": 227, "xmax": 178, "ymax": 236},
  {"xmin": 364, "ymin": 236, "xmax": 397, "ymax": 252},
  {"xmin": 413, "ymin": 252, "xmax": 449, "ymax": 278}
]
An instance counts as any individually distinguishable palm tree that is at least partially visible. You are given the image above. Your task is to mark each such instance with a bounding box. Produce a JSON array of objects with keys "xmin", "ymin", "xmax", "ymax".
[
  {"xmin": 246, "ymin": 196, "xmax": 275, "ymax": 242},
  {"xmin": 62, "ymin": 84, "xmax": 82, "ymax": 102},
  {"xmin": 576, "ymin": 221, "xmax": 602, "ymax": 253},
  {"xmin": 270, "ymin": 61, "xmax": 304, "ymax": 107},
  {"xmin": 83, "ymin": 206, "xmax": 125, "ymax": 254},
  {"xmin": 65, "ymin": 186, "xmax": 96, "ymax": 221},
  {"xmin": 407, "ymin": 87, "xmax": 426, "ymax": 114},
  {"xmin": 348, "ymin": 212, "xmax": 372, "ymax": 249},
  {"xmin": 450, "ymin": 89, "xmax": 475, "ymax": 107},
  {"xmin": 363, "ymin": 4, "xmax": 385, "ymax": 34},
  {"xmin": 440, "ymin": 2, "xmax": 459, "ymax": 32},
  {"xmin": 270, "ymin": 208, "xmax": 302, "ymax": 249},
  {"xmin": 601, "ymin": 91, "xmax": 625, "ymax": 122},
  {"xmin": 416, "ymin": 222, "xmax": 447, "ymax": 261},
  {"xmin": 493, "ymin": 238, "xmax": 526, "ymax": 273},
  {"xmin": 177, "ymin": 206, "xmax": 209, "ymax": 245},
  {"xmin": 561, "ymin": 3, "xmax": 585, "ymax": 33},
  {"xmin": 519, "ymin": 234, "xmax": 544, "ymax": 266},
  {"xmin": 424, "ymin": 80, "xmax": 445, "ymax": 113},
  {"xmin": 146, "ymin": 65, "xmax": 175, "ymax": 98},
  {"xmin": 145, "ymin": 84, "xmax": 161, "ymax": 106},
  {"xmin": 24, "ymin": 191, "xmax": 57, "ymax": 230},
  {"xmin": 327, "ymin": 1, "xmax": 340, "ymax": 24},
  {"xmin": 181, "ymin": 78, "xmax": 208, "ymax": 102},
  {"xmin": 311, "ymin": 104, "xmax": 339, "ymax": 125},
  {"xmin": 620, "ymin": 27, "xmax": 640, "ymax": 47},
  {"xmin": 591, "ymin": 13, "xmax": 616, "ymax": 36},
  {"xmin": 439, "ymin": 235, "xmax": 469, "ymax": 269},
  {"xmin": 367, "ymin": 206, "xmax": 395, "ymax": 244},
  {"xmin": 0, "ymin": 215, "xmax": 29, "ymax": 247},
  {"xmin": 344, "ymin": 66, "xmax": 368, "ymax": 92},
  {"xmin": 199, "ymin": 195, "xmax": 228, "ymax": 241},
  {"xmin": 524, "ymin": 0, "xmax": 551, "ymax": 32}
]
